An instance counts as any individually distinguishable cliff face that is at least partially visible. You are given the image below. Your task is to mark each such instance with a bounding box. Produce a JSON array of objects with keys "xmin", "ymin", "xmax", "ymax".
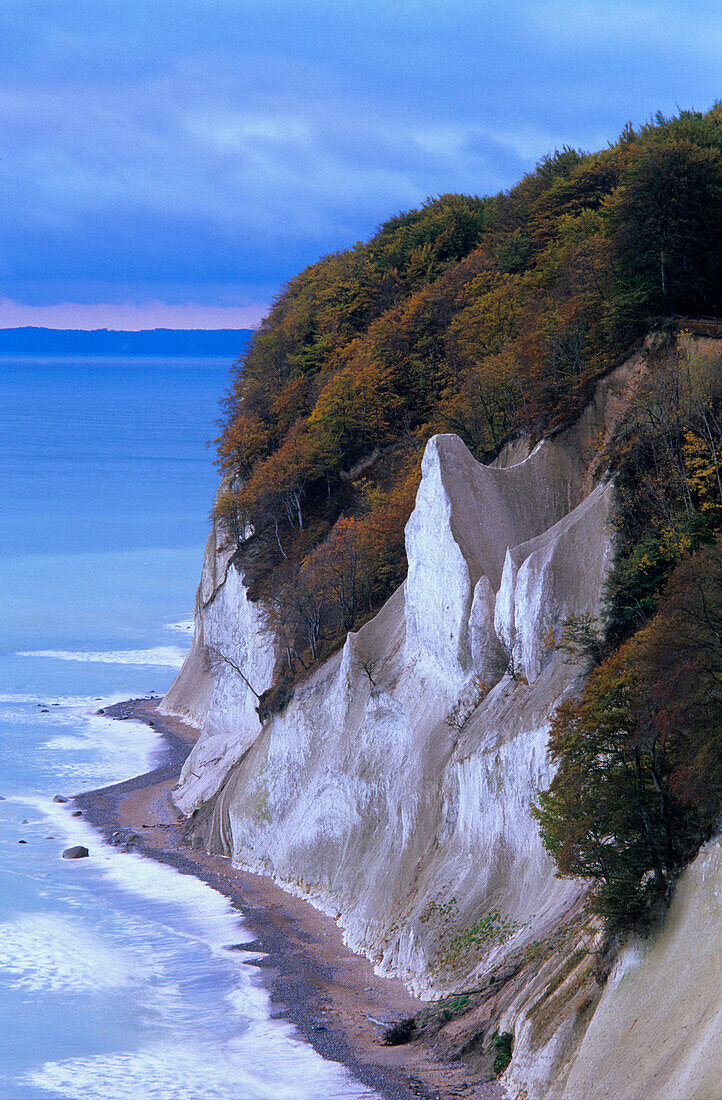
[
  {"xmin": 162, "ymin": 348, "xmax": 722, "ymax": 1096},
  {"xmin": 559, "ymin": 835, "xmax": 722, "ymax": 1100},
  {"xmin": 174, "ymin": 431, "xmax": 612, "ymax": 968},
  {"xmin": 161, "ymin": 515, "xmax": 276, "ymax": 808}
]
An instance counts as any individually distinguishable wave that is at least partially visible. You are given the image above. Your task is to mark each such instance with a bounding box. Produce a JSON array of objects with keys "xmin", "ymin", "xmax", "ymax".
[
  {"xmin": 22, "ymin": 798, "xmax": 253, "ymax": 948},
  {"xmin": 13, "ymin": 807, "xmax": 379, "ymax": 1100},
  {"xmin": 17, "ymin": 647, "xmax": 187, "ymax": 667},
  {"xmin": 46, "ymin": 714, "xmax": 161, "ymax": 786},
  {"xmin": 0, "ymin": 911, "xmax": 142, "ymax": 993},
  {"xmin": 0, "ymin": 694, "xmax": 162, "ymax": 784},
  {"xmin": 24, "ymin": 1037, "xmax": 378, "ymax": 1100}
]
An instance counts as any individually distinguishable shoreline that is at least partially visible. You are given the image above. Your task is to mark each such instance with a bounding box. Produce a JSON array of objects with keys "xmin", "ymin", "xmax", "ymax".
[{"xmin": 75, "ymin": 697, "xmax": 505, "ymax": 1100}]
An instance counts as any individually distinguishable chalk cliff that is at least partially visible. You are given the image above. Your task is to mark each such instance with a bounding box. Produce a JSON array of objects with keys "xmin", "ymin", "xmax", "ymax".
[{"xmin": 161, "ymin": 349, "xmax": 722, "ymax": 1096}]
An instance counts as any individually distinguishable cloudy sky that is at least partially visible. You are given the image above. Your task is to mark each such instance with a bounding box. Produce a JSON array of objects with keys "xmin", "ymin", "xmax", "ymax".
[{"xmin": 1, "ymin": 0, "xmax": 720, "ymax": 329}]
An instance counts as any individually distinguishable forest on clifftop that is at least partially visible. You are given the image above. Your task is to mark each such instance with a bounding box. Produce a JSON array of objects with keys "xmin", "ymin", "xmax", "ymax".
[
  {"xmin": 216, "ymin": 105, "xmax": 722, "ymax": 679},
  {"xmin": 213, "ymin": 104, "xmax": 722, "ymax": 935}
]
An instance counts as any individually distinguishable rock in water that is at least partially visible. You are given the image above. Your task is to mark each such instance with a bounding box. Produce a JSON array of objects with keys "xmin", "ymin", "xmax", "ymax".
[
  {"xmin": 62, "ymin": 845, "xmax": 89, "ymax": 859},
  {"xmin": 53, "ymin": 794, "xmax": 69, "ymax": 803}
]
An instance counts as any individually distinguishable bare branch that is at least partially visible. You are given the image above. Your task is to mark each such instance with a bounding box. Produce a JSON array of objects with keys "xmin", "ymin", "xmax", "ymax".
[{"xmin": 208, "ymin": 646, "xmax": 261, "ymax": 700}]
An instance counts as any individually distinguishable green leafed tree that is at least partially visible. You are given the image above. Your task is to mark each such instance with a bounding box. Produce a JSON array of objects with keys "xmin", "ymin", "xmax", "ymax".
[
  {"xmin": 534, "ymin": 540, "xmax": 722, "ymax": 933},
  {"xmin": 608, "ymin": 139, "xmax": 722, "ymax": 321}
]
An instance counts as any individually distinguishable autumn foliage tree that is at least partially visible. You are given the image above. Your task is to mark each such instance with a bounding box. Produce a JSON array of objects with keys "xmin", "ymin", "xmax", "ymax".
[
  {"xmin": 261, "ymin": 455, "xmax": 420, "ymax": 674},
  {"xmin": 533, "ymin": 336, "xmax": 722, "ymax": 932}
]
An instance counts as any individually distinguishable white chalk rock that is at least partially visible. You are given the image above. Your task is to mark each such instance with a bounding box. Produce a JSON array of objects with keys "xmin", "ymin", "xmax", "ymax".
[
  {"xmin": 494, "ymin": 549, "xmax": 518, "ymax": 666},
  {"xmin": 404, "ymin": 436, "xmax": 474, "ymax": 682},
  {"xmin": 468, "ymin": 574, "xmax": 505, "ymax": 683},
  {"xmin": 500, "ymin": 481, "xmax": 615, "ymax": 684},
  {"xmin": 560, "ymin": 836, "xmax": 722, "ymax": 1100},
  {"xmin": 164, "ymin": 428, "xmax": 617, "ymax": 1003},
  {"xmin": 164, "ymin": 535, "xmax": 277, "ymax": 816}
]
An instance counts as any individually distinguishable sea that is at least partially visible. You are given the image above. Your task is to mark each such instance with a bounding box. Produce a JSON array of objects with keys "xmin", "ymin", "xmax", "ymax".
[{"xmin": 0, "ymin": 355, "xmax": 377, "ymax": 1099}]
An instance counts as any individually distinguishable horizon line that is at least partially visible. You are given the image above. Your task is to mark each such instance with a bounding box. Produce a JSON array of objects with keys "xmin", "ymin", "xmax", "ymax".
[
  {"xmin": 0, "ymin": 324, "xmax": 257, "ymax": 333},
  {"xmin": 0, "ymin": 298, "xmax": 270, "ymax": 331}
]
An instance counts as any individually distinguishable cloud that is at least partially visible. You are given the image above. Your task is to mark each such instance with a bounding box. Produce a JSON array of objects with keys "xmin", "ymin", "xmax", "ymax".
[{"xmin": 0, "ymin": 0, "xmax": 720, "ymax": 326}]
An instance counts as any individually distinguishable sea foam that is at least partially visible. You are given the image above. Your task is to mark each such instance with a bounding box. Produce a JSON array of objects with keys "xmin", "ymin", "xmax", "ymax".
[
  {"xmin": 18, "ymin": 647, "xmax": 188, "ymax": 667},
  {"xmin": 0, "ymin": 911, "xmax": 141, "ymax": 993},
  {"xmin": 43, "ymin": 712, "xmax": 161, "ymax": 788},
  {"xmin": 25, "ymin": 1037, "xmax": 378, "ymax": 1100},
  {"xmin": 18, "ymin": 802, "xmax": 380, "ymax": 1099},
  {"xmin": 26, "ymin": 798, "xmax": 253, "ymax": 950}
]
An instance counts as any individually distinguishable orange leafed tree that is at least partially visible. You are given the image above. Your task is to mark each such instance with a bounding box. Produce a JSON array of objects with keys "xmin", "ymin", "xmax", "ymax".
[{"xmin": 216, "ymin": 411, "xmax": 270, "ymax": 477}]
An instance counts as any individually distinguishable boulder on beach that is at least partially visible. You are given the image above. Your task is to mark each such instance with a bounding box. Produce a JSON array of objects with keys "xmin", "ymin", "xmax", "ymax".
[
  {"xmin": 62, "ymin": 845, "xmax": 89, "ymax": 859},
  {"xmin": 53, "ymin": 795, "xmax": 69, "ymax": 803}
]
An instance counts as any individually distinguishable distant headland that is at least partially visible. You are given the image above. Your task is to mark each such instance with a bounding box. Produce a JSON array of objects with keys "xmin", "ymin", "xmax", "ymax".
[{"xmin": 0, "ymin": 327, "xmax": 254, "ymax": 357}]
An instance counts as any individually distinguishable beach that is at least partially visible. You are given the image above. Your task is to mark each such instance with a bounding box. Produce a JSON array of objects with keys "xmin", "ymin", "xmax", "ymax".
[{"xmin": 76, "ymin": 698, "xmax": 505, "ymax": 1100}]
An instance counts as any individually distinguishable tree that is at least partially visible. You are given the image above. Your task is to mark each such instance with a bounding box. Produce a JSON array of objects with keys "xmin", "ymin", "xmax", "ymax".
[
  {"xmin": 534, "ymin": 540, "xmax": 722, "ymax": 932},
  {"xmin": 213, "ymin": 486, "xmax": 246, "ymax": 549},
  {"xmin": 306, "ymin": 516, "xmax": 371, "ymax": 632},
  {"xmin": 534, "ymin": 647, "xmax": 675, "ymax": 930},
  {"xmin": 438, "ymin": 349, "xmax": 521, "ymax": 455},
  {"xmin": 237, "ymin": 420, "xmax": 312, "ymax": 559},
  {"xmin": 266, "ymin": 566, "xmax": 328, "ymax": 666},
  {"xmin": 608, "ymin": 139, "xmax": 722, "ymax": 317},
  {"xmin": 305, "ymin": 358, "xmax": 403, "ymax": 474},
  {"xmin": 605, "ymin": 345, "xmax": 722, "ymax": 644},
  {"xmin": 216, "ymin": 411, "xmax": 270, "ymax": 477},
  {"xmin": 643, "ymin": 542, "xmax": 722, "ymax": 816},
  {"xmin": 557, "ymin": 612, "xmax": 606, "ymax": 668},
  {"xmin": 439, "ymin": 279, "xmax": 523, "ymax": 454},
  {"xmin": 208, "ymin": 647, "xmax": 262, "ymax": 717}
]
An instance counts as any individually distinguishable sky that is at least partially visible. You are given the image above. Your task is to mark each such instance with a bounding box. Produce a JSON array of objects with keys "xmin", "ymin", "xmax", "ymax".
[{"xmin": 1, "ymin": 0, "xmax": 720, "ymax": 330}]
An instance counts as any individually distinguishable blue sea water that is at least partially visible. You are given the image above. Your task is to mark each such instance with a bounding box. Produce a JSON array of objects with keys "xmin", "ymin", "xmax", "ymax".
[{"xmin": 0, "ymin": 356, "xmax": 376, "ymax": 1099}]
